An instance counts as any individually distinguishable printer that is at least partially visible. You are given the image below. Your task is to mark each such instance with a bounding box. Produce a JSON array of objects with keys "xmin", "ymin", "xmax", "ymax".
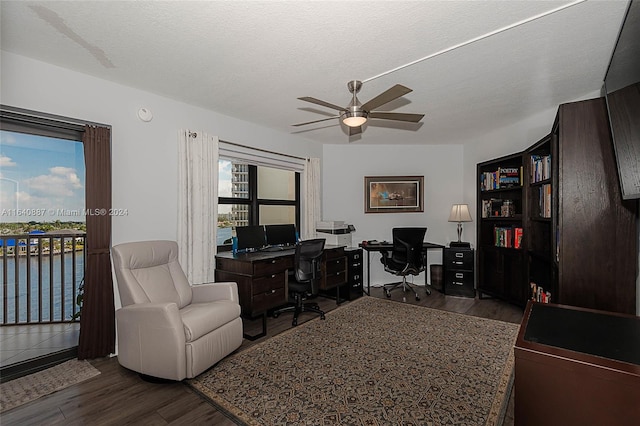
[{"xmin": 315, "ymin": 221, "xmax": 356, "ymax": 247}]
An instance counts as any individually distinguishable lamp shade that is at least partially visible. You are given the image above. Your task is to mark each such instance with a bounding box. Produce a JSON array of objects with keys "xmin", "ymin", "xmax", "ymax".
[{"xmin": 448, "ymin": 204, "xmax": 472, "ymax": 222}]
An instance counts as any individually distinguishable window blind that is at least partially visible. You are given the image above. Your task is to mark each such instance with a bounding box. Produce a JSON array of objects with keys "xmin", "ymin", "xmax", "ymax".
[{"xmin": 218, "ymin": 140, "xmax": 306, "ymax": 172}]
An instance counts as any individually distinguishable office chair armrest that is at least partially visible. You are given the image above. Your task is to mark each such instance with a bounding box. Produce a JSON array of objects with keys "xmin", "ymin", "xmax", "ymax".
[{"xmin": 191, "ymin": 281, "xmax": 240, "ymax": 304}]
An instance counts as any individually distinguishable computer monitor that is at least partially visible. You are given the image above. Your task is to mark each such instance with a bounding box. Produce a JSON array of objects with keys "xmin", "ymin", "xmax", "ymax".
[
  {"xmin": 265, "ymin": 224, "xmax": 298, "ymax": 247},
  {"xmin": 235, "ymin": 225, "xmax": 266, "ymax": 251}
]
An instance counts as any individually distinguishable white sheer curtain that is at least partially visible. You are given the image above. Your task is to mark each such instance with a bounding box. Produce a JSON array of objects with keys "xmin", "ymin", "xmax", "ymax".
[
  {"xmin": 177, "ymin": 130, "xmax": 219, "ymax": 284},
  {"xmin": 303, "ymin": 157, "xmax": 321, "ymax": 239}
]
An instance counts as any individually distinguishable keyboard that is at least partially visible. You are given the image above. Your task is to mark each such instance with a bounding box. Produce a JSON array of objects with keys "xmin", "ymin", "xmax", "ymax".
[{"xmin": 262, "ymin": 245, "xmax": 294, "ymax": 252}]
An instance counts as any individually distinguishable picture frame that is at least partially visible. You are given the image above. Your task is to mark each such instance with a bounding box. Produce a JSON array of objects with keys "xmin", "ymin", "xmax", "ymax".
[{"xmin": 364, "ymin": 176, "xmax": 424, "ymax": 213}]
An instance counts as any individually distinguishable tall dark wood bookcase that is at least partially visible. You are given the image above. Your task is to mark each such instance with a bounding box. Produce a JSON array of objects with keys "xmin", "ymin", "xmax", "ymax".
[
  {"xmin": 477, "ymin": 97, "xmax": 638, "ymax": 314},
  {"xmin": 477, "ymin": 152, "xmax": 527, "ymax": 305},
  {"xmin": 524, "ymin": 134, "xmax": 555, "ymax": 304}
]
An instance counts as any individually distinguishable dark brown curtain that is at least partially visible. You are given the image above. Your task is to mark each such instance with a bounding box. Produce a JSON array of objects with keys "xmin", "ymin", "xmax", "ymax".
[{"xmin": 78, "ymin": 125, "xmax": 115, "ymax": 359}]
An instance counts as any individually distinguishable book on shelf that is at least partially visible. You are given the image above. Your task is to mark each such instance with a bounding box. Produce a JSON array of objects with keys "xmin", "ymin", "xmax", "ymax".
[
  {"xmin": 480, "ymin": 166, "xmax": 522, "ymax": 191},
  {"xmin": 482, "ymin": 199, "xmax": 517, "ymax": 218},
  {"xmin": 514, "ymin": 227, "xmax": 523, "ymax": 249},
  {"xmin": 538, "ymin": 184, "xmax": 552, "ymax": 218},
  {"xmin": 494, "ymin": 225, "xmax": 523, "ymax": 248},
  {"xmin": 499, "ymin": 167, "xmax": 521, "ymax": 187},
  {"xmin": 482, "ymin": 199, "xmax": 503, "ymax": 218},
  {"xmin": 530, "ymin": 282, "xmax": 551, "ymax": 303},
  {"xmin": 531, "ymin": 154, "xmax": 552, "ymax": 183}
]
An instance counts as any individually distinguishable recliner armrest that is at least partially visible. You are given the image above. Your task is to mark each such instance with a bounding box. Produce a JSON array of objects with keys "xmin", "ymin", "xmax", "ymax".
[
  {"xmin": 191, "ymin": 281, "xmax": 239, "ymax": 304},
  {"xmin": 116, "ymin": 302, "xmax": 187, "ymax": 380},
  {"xmin": 116, "ymin": 303, "xmax": 185, "ymax": 342}
]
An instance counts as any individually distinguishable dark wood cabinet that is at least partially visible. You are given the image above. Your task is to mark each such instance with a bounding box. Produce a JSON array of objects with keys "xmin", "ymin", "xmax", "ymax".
[
  {"xmin": 552, "ymin": 98, "xmax": 638, "ymax": 314},
  {"xmin": 514, "ymin": 301, "xmax": 640, "ymax": 425},
  {"xmin": 477, "ymin": 97, "xmax": 638, "ymax": 314},
  {"xmin": 478, "ymin": 246, "xmax": 526, "ymax": 304}
]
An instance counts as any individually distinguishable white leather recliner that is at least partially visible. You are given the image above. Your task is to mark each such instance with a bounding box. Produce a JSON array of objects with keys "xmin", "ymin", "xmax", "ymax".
[{"xmin": 111, "ymin": 240, "xmax": 243, "ymax": 380}]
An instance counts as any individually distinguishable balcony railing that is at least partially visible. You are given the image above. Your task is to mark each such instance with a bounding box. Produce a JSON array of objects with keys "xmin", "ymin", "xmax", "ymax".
[{"xmin": 0, "ymin": 233, "xmax": 86, "ymax": 325}]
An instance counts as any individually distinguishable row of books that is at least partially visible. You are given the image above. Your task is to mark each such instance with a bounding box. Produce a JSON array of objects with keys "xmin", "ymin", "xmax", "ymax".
[
  {"xmin": 531, "ymin": 154, "xmax": 551, "ymax": 183},
  {"xmin": 494, "ymin": 226, "xmax": 523, "ymax": 249},
  {"xmin": 480, "ymin": 166, "xmax": 522, "ymax": 191},
  {"xmin": 537, "ymin": 184, "xmax": 552, "ymax": 218},
  {"xmin": 530, "ymin": 282, "xmax": 551, "ymax": 303}
]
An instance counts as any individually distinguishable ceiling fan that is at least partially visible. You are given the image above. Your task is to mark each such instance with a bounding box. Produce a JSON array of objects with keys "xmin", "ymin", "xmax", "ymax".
[{"xmin": 292, "ymin": 80, "xmax": 425, "ymax": 136}]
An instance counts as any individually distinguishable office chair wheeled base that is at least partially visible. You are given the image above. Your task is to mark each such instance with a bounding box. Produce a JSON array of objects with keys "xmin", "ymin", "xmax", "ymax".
[
  {"xmin": 272, "ymin": 294, "xmax": 326, "ymax": 327},
  {"xmin": 383, "ymin": 277, "xmax": 429, "ymax": 301}
]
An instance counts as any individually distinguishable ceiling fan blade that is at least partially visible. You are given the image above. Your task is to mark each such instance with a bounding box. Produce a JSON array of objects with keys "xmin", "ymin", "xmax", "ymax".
[
  {"xmin": 361, "ymin": 84, "xmax": 412, "ymax": 112},
  {"xmin": 298, "ymin": 97, "xmax": 346, "ymax": 111},
  {"xmin": 369, "ymin": 111, "xmax": 425, "ymax": 123},
  {"xmin": 291, "ymin": 116, "xmax": 340, "ymax": 127},
  {"xmin": 348, "ymin": 126, "xmax": 363, "ymax": 136}
]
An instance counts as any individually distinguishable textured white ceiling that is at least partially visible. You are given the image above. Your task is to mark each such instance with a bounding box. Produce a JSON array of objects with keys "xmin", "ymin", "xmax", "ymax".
[{"xmin": 0, "ymin": 1, "xmax": 630, "ymax": 145}]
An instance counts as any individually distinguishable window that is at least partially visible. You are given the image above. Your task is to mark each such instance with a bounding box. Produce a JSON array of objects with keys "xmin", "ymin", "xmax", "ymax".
[
  {"xmin": 1, "ymin": 117, "xmax": 87, "ymax": 324},
  {"xmin": 217, "ymin": 159, "xmax": 300, "ymax": 248}
]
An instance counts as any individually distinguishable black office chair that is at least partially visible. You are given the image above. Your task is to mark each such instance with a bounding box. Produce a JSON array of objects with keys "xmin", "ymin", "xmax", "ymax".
[
  {"xmin": 272, "ymin": 238, "xmax": 326, "ymax": 326},
  {"xmin": 380, "ymin": 227, "xmax": 428, "ymax": 301}
]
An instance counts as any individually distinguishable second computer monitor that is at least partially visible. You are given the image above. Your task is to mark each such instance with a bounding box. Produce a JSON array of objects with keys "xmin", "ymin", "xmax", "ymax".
[{"xmin": 265, "ymin": 224, "xmax": 298, "ymax": 247}]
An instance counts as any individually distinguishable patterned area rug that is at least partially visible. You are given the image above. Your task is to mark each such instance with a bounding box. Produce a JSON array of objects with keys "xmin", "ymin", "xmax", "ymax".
[
  {"xmin": 188, "ymin": 297, "xmax": 519, "ymax": 425},
  {"xmin": 0, "ymin": 359, "xmax": 100, "ymax": 413}
]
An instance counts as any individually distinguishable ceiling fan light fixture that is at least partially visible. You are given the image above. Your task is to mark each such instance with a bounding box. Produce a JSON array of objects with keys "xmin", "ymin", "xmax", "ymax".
[{"xmin": 341, "ymin": 108, "xmax": 368, "ymax": 127}]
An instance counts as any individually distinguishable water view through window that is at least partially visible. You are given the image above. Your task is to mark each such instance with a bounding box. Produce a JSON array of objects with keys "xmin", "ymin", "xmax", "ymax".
[
  {"xmin": 0, "ymin": 130, "xmax": 86, "ymax": 324},
  {"xmin": 217, "ymin": 159, "xmax": 299, "ymax": 246}
]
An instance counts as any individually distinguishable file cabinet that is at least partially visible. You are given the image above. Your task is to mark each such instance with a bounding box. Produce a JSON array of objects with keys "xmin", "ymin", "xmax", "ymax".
[
  {"xmin": 444, "ymin": 247, "xmax": 475, "ymax": 298},
  {"xmin": 345, "ymin": 248, "xmax": 363, "ymax": 300}
]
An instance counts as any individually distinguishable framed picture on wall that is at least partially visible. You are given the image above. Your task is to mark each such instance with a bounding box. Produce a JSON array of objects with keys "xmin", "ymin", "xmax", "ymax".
[{"xmin": 364, "ymin": 176, "xmax": 424, "ymax": 213}]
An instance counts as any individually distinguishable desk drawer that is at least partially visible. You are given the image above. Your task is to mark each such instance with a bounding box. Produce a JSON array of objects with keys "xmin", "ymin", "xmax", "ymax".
[
  {"xmin": 252, "ymin": 287, "xmax": 286, "ymax": 313},
  {"xmin": 252, "ymin": 271, "xmax": 286, "ymax": 295},
  {"xmin": 324, "ymin": 270, "xmax": 347, "ymax": 289},
  {"xmin": 253, "ymin": 257, "xmax": 292, "ymax": 276},
  {"xmin": 324, "ymin": 247, "xmax": 346, "ymax": 260},
  {"xmin": 326, "ymin": 257, "xmax": 347, "ymax": 275}
]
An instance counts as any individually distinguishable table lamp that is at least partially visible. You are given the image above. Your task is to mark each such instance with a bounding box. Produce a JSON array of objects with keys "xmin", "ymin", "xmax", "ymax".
[{"xmin": 448, "ymin": 204, "xmax": 472, "ymax": 247}]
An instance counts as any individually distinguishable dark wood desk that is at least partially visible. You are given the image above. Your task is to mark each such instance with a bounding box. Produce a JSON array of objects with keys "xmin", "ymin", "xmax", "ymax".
[
  {"xmin": 359, "ymin": 241, "xmax": 445, "ymax": 295},
  {"xmin": 215, "ymin": 245, "xmax": 346, "ymax": 339},
  {"xmin": 515, "ymin": 301, "xmax": 640, "ymax": 425}
]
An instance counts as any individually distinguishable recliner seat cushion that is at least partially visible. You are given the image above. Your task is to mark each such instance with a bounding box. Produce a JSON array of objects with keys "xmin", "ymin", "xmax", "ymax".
[{"xmin": 180, "ymin": 300, "xmax": 241, "ymax": 342}]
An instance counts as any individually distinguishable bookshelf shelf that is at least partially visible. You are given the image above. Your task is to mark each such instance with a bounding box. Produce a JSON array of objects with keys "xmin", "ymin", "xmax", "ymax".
[
  {"xmin": 480, "ymin": 186, "xmax": 522, "ymax": 193},
  {"xmin": 482, "ymin": 216, "xmax": 522, "ymax": 222},
  {"xmin": 530, "ymin": 178, "xmax": 551, "ymax": 187}
]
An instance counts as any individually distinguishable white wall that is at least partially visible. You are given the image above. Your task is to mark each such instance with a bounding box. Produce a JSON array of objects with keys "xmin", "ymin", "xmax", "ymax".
[
  {"xmin": 322, "ymin": 144, "xmax": 463, "ymax": 287},
  {"xmin": 1, "ymin": 51, "xmax": 322, "ymax": 246}
]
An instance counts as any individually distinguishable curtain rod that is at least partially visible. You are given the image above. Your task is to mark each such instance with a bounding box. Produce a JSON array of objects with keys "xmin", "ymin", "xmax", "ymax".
[
  {"xmin": 1, "ymin": 104, "xmax": 111, "ymax": 129},
  {"xmin": 219, "ymin": 139, "xmax": 308, "ymax": 161}
]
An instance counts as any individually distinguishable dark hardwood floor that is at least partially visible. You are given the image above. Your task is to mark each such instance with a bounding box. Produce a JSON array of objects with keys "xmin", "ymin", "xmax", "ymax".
[{"xmin": 1, "ymin": 287, "xmax": 524, "ymax": 425}]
